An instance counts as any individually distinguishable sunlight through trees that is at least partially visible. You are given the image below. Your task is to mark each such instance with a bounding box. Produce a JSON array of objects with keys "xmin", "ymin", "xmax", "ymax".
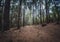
[{"xmin": 0, "ymin": 0, "xmax": 60, "ymax": 31}]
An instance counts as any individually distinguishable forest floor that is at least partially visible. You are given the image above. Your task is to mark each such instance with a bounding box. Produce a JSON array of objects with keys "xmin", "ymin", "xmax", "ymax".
[{"xmin": 0, "ymin": 23, "xmax": 60, "ymax": 42}]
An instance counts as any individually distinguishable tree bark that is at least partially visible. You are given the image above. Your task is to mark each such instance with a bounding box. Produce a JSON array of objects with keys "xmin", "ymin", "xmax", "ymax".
[
  {"xmin": 45, "ymin": 0, "xmax": 49, "ymax": 23},
  {"xmin": 17, "ymin": 0, "xmax": 22, "ymax": 29},
  {"xmin": 40, "ymin": 0, "xmax": 42, "ymax": 24},
  {"xmin": 2, "ymin": 0, "xmax": 11, "ymax": 31}
]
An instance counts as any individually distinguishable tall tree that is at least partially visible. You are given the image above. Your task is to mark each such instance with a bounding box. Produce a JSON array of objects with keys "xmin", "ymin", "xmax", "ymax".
[
  {"xmin": 39, "ymin": 0, "xmax": 42, "ymax": 24},
  {"xmin": 45, "ymin": 0, "xmax": 49, "ymax": 23},
  {"xmin": 2, "ymin": 0, "xmax": 11, "ymax": 31},
  {"xmin": 54, "ymin": 4, "xmax": 59, "ymax": 24},
  {"xmin": 17, "ymin": 0, "xmax": 22, "ymax": 29},
  {"xmin": 0, "ymin": 0, "xmax": 2, "ymax": 6},
  {"xmin": 0, "ymin": 0, "xmax": 2, "ymax": 30},
  {"xmin": 52, "ymin": 0, "xmax": 58, "ymax": 23},
  {"xmin": 32, "ymin": 0, "xmax": 37, "ymax": 24},
  {"xmin": 22, "ymin": 0, "xmax": 26, "ymax": 26},
  {"xmin": 32, "ymin": 0, "xmax": 35, "ymax": 24}
]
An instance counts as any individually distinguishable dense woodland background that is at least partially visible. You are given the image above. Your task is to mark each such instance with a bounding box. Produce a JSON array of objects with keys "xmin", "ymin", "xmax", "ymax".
[{"xmin": 0, "ymin": 0, "xmax": 60, "ymax": 31}]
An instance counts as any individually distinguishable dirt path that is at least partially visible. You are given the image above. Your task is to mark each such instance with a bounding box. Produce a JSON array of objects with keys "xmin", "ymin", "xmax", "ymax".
[{"xmin": 0, "ymin": 23, "xmax": 60, "ymax": 42}]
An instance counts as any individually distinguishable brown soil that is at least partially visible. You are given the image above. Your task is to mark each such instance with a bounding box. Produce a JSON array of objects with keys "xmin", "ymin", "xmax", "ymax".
[{"xmin": 0, "ymin": 23, "xmax": 60, "ymax": 42}]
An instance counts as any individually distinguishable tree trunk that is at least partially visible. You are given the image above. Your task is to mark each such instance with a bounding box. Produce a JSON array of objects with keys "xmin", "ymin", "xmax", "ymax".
[
  {"xmin": 40, "ymin": 0, "xmax": 42, "ymax": 24},
  {"xmin": 32, "ymin": 0, "xmax": 35, "ymax": 24},
  {"xmin": 45, "ymin": 0, "xmax": 49, "ymax": 23},
  {"xmin": 0, "ymin": 0, "xmax": 1, "ymax": 6},
  {"xmin": 43, "ymin": 9, "xmax": 44, "ymax": 23},
  {"xmin": 2, "ymin": 0, "xmax": 11, "ymax": 31},
  {"xmin": 0, "ymin": 0, "xmax": 2, "ymax": 30},
  {"xmin": 23, "ymin": 7, "xmax": 25, "ymax": 26},
  {"xmin": 17, "ymin": 0, "xmax": 22, "ymax": 29}
]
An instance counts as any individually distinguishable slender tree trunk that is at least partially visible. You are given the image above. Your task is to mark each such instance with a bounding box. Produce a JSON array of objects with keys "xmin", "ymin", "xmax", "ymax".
[
  {"xmin": 23, "ymin": 7, "xmax": 25, "ymax": 26},
  {"xmin": 53, "ymin": 5, "xmax": 59, "ymax": 23},
  {"xmin": 0, "ymin": 0, "xmax": 2, "ymax": 30},
  {"xmin": 45, "ymin": 0, "xmax": 49, "ymax": 23},
  {"xmin": 0, "ymin": 15, "xmax": 2, "ymax": 30},
  {"xmin": 33, "ymin": 5, "xmax": 34, "ymax": 24},
  {"xmin": 10, "ymin": 10, "xmax": 13, "ymax": 27},
  {"xmin": 53, "ymin": 1, "xmax": 57, "ymax": 23},
  {"xmin": 2, "ymin": 0, "xmax": 11, "ymax": 31},
  {"xmin": 17, "ymin": 0, "xmax": 22, "ymax": 29},
  {"xmin": 0, "ymin": 0, "xmax": 1, "ymax": 6},
  {"xmin": 43, "ymin": 9, "xmax": 44, "ymax": 23},
  {"xmin": 32, "ymin": 0, "xmax": 35, "ymax": 24},
  {"xmin": 56, "ymin": 7, "xmax": 60, "ymax": 24},
  {"xmin": 40, "ymin": 0, "xmax": 42, "ymax": 24},
  {"xmin": 57, "ymin": 11, "xmax": 60, "ymax": 24}
]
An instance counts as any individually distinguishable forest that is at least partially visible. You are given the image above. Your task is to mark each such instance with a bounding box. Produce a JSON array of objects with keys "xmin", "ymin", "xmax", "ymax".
[{"xmin": 0, "ymin": 0, "xmax": 60, "ymax": 42}]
